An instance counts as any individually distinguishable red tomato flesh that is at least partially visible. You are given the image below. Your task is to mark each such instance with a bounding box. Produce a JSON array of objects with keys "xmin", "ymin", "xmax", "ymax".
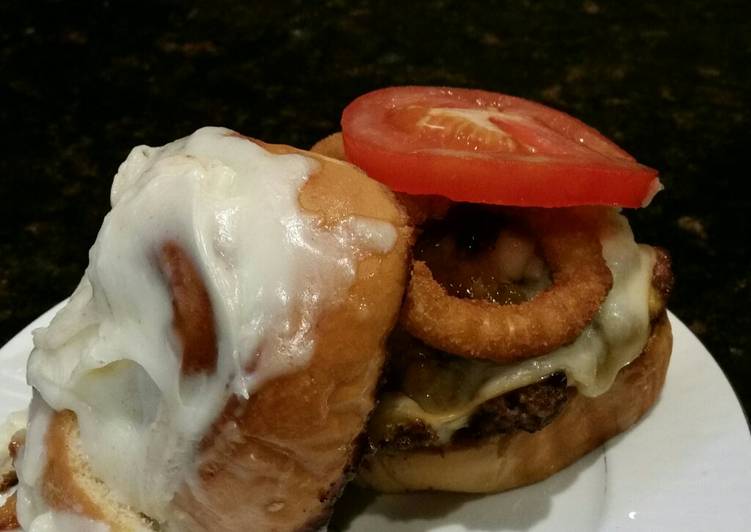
[{"xmin": 341, "ymin": 86, "xmax": 661, "ymax": 207}]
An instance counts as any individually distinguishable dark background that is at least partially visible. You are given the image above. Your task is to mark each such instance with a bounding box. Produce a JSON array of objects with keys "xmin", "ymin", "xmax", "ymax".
[{"xmin": 1, "ymin": 0, "xmax": 749, "ymax": 419}]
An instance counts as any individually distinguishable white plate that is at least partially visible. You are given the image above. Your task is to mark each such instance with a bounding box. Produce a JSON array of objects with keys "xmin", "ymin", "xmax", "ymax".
[{"xmin": 1, "ymin": 308, "xmax": 749, "ymax": 531}]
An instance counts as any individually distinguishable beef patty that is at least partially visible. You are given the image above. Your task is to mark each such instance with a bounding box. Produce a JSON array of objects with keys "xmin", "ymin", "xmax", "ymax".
[
  {"xmin": 374, "ymin": 372, "xmax": 568, "ymax": 451},
  {"xmin": 372, "ymin": 330, "xmax": 569, "ymax": 452}
]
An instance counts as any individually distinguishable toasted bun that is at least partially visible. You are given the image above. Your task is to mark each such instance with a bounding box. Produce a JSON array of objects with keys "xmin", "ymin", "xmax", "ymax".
[
  {"xmin": 358, "ymin": 312, "xmax": 672, "ymax": 493},
  {"xmin": 26, "ymin": 141, "xmax": 412, "ymax": 531}
]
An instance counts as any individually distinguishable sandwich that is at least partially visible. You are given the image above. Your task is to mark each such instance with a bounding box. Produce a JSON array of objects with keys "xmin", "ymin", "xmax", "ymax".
[
  {"xmin": 311, "ymin": 86, "xmax": 673, "ymax": 493},
  {"xmin": 0, "ymin": 85, "xmax": 673, "ymax": 530},
  {"xmin": 3, "ymin": 127, "xmax": 412, "ymax": 530}
]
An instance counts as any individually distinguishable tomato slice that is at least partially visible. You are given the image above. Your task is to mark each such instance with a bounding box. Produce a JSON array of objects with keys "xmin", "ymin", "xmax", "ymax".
[{"xmin": 341, "ymin": 86, "xmax": 661, "ymax": 207}]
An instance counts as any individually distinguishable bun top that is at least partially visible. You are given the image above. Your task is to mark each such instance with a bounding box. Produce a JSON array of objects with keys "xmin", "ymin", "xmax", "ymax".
[{"xmin": 17, "ymin": 127, "xmax": 400, "ymax": 527}]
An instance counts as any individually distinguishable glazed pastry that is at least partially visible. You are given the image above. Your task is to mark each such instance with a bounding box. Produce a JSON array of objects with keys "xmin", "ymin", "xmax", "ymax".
[{"xmin": 11, "ymin": 128, "xmax": 411, "ymax": 531}]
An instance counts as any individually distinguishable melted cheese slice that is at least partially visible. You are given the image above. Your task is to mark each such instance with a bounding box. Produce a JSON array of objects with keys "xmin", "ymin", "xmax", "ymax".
[{"xmin": 376, "ymin": 210, "xmax": 655, "ymax": 444}]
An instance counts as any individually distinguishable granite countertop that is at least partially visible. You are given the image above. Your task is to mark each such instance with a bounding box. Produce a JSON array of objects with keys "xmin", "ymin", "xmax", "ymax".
[{"xmin": 1, "ymin": 0, "xmax": 748, "ymax": 424}]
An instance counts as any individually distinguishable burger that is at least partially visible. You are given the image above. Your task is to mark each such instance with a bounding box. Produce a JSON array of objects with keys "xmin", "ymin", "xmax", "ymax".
[
  {"xmin": 0, "ymin": 86, "xmax": 672, "ymax": 531},
  {"xmin": 312, "ymin": 86, "xmax": 673, "ymax": 493}
]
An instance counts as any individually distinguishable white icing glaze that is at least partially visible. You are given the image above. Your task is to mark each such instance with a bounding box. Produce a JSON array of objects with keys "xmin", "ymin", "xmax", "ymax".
[
  {"xmin": 16, "ymin": 127, "xmax": 397, "ymax": 528},
  {"xmin": 15, "ymin": 395, "xmax": 53, "ymax": 529},
  {"xmin": 26, "ymin": 511, "xmax": 111, "ymax": 532},
  {"xmin": 380, "ymin": 210, "xmax": 655, "ymax": 443}
]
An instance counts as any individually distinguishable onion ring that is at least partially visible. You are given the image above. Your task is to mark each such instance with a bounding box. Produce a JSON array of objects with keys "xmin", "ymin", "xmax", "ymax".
[{"xmin": 400, "ymin": 209, "xmax": 613, "ymax": 362}]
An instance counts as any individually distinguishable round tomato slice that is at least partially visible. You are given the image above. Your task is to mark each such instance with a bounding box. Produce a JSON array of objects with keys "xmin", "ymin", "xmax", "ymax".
[{"xmin": 341, "ymin": 86, "xmax": 661, "ymax": 207}]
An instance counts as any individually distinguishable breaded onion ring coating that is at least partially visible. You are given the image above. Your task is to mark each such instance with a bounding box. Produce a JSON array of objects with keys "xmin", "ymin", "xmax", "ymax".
[{"xmin": 400, "ymin": 209, "xmax": 613, "ymax": 362}]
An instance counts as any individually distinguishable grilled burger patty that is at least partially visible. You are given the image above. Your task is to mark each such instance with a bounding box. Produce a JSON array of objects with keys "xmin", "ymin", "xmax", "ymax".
[
  {"xmin": 374, "ymin": 366, "xmax": 568, "ymax": 451},
  {"xmin": 454, "ymin": 372, "xmax": 568, "ymax": 443}
]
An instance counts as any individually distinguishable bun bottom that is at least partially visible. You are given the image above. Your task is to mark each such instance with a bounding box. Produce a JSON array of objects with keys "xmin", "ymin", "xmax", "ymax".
[{"xmin": 358, "ymin": 311, "xmax": 672, "ymax": 493}]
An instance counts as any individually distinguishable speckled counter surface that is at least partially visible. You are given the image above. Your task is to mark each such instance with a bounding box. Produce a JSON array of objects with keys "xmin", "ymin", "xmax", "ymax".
[{"xmin": 1, "ymin": 1, "xmax": 749, "ymax": 416}]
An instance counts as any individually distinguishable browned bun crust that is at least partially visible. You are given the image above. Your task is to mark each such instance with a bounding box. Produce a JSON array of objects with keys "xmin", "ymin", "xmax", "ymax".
[
  {"xmin": 358, "ymin": 311, "xmax": 672, "ymax": 493},
  {"xmin": 311, "ymin": 132, "xmax": 347, "ymax": 161},
  {"xmin": 169, "ymin": 142, "xmax": 412, "ymax": 530},
  {"xmin": 0, "ymin": 494, "xmax": 18, "ymax": 530}
]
